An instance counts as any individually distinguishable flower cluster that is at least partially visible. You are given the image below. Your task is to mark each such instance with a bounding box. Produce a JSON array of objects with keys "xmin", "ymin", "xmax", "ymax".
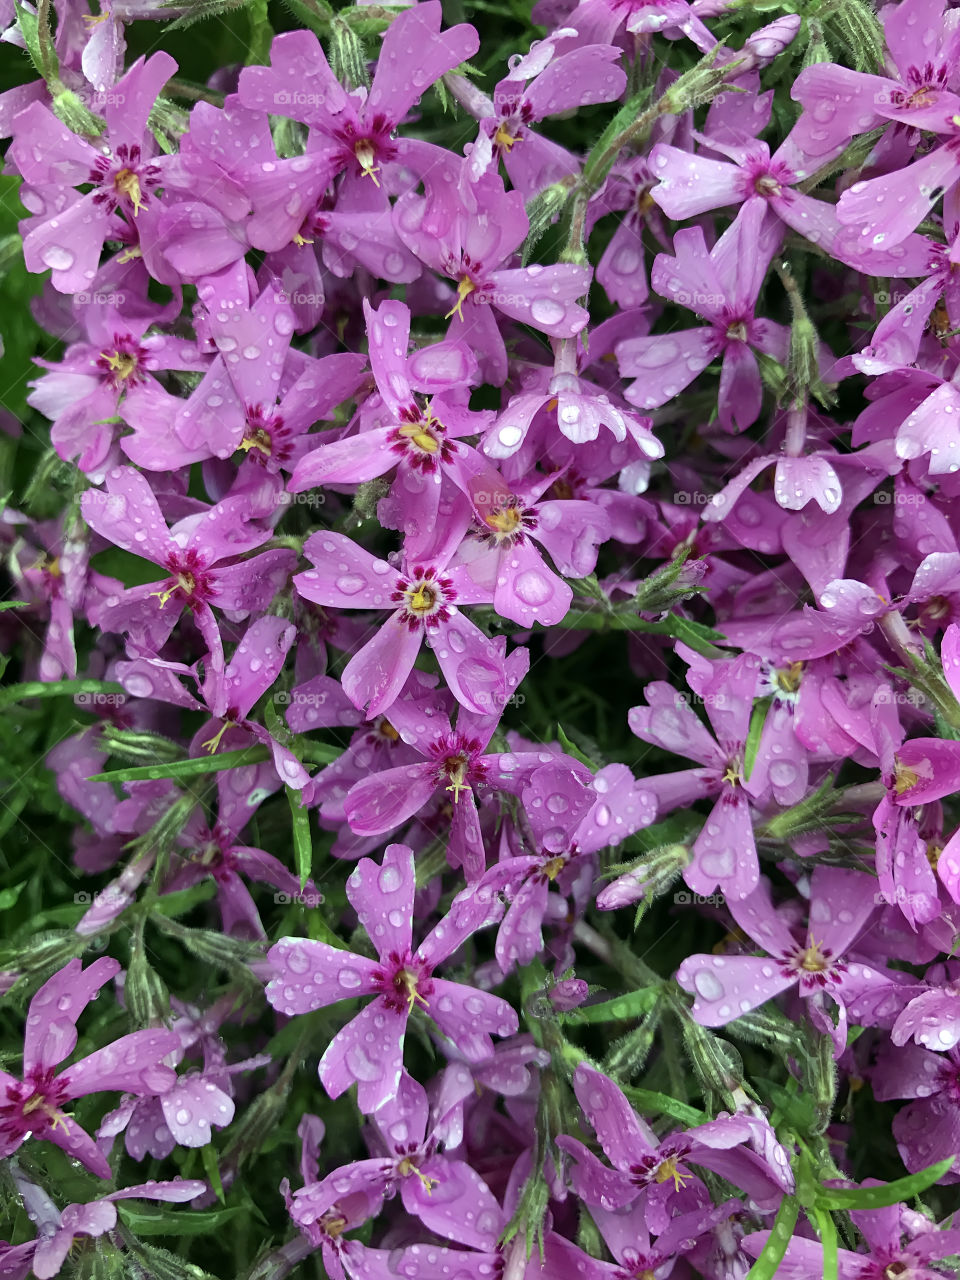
[{"xmin": 4, "ymin": 0, "xmax": 960, "ymax": 1276}]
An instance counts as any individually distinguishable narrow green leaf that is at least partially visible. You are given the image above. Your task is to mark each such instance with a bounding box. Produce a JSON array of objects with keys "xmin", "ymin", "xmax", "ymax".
[
  {"xmin": 88, "ymin": 746, "xmax": 272, "ymax": 782},
  {"xmin": 0, "ymin": 678, "xmax": 125, "ymax": 709},
  {"xmin": 0, "ymin": 601, "xmax": 29, "ymax": 611},
  {"xmin": 562, "ymin": 988, "xmax": 658, "ymax": 1025},
  {"xmin": 812, "ymin": 1206, "xmax": 838, "ymax": 1280},
  {"xmin": 201, "ymin": 1143, "xmax": 225, "ymax": 1205},
  {"xmin": 556, "ymin": 724, "xmax": 599, "ymax": 773},
  {"xmin": 621, "ymin": 1085, "xmax": 705, "ymax": 1127},
  {"xmin": 744, "ymin": 1196, "xmax": 799, "ymax": 1280},
  {"xmin": 117, "ymin": 1204, "xmax": 245, "ymax": 1236},
  {"xmin": 151, "ymin": 881, "xmax": 218, "ymax": 918},
  {"xmin": 0, "ymin": 881, "xmax": 27, "ymax": 910},
  {"xmin": 287, "ymin": 784, "xmax": 312, "ymax": 892},
  {"xmin": 743, "ymin": 697, "xmax": 771, "ymax": 781},
  {"xmin": 815, "ymin": 1157, "xmax": 953, "ymax": 1209}
]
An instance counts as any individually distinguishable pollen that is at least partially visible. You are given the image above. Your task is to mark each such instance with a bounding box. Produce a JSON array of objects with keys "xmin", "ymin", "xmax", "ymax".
[
  {"xmin": 406, "ymin": 582, "xmax": 437, "ymax": 614},
  {"xmin": 398, "ymin": 423, "xmax": 440, "ymax": 454},
  {"xmin": 101, "ymin": 349, "xmax": 139, "ymax": 381},
  {"xmin": 239, "ymin": 426, "xmax": 273, "ymax": 458},
  {"xmin": 355, "ymin": 140, "xmax": 381, "ymax": 187},
  {"xmin": 445, "ymin": 275, "xmax": 476, "ymax": 322},
  {"xmin": 774, "ymin": 661, "xmax": 804, "ymax": 694},
  {"xmin": 653, "ymin": 1157, "xmax": 690, "ymax": 1191},
  {"xmin": 542, "ymin": 856, "xmax": 565, "ymax": 881},
  {"xmin": 114, "ymin": 168, "xmax": 147, "ymax": 215},
  {"xmin": 443, "ymin": 753, "xmax": 471, "ymax": 802},
  {"xmin": 395, "ymin": 967, "xmax": 429, "ymax": 1013},
  {"xmin": 494, "ymin": 122, "xmax": 521, "ymax": 151},
  {"xmin": 798, "ymin": 937, "xmax": 829, "ymax": 973},
  {"xmin": 893, "ymin": 758, "xmax": 919, "ymax": 795},
  {"xmin": 484, "ymin": 506, "xmax": 523, "ymax": 536}
]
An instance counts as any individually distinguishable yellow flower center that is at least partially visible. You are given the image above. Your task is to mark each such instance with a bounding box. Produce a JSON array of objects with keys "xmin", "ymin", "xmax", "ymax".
[
  {"xmin": 445, "ymin": 275, "xmax": 476, "ymax": 321},
  {"xmin": 894, "ymin": 758, "xmax": 919, "ymax": 796},
  {"xmin": 543, "ymin": 856, "xmax": 565, "ymax": 881},
  {"xmin": 774, "ymin": 661, "xmax": 804, "ymax": 694},
  {"xmin": 799, "ymin": 937, "xmax": 828, "ymax": 973},
  {"xmin": 114, "ymin": 168, "xmax": 146, "ymax": 215},
  {"xmin": 405, "ymin": 582, "xmax": 437, "ymax": 614},
  {"xmin": 101, "ymin": 349, "xmax": 139, "ymax": 380},
  {"xmin": 654, "ymin": 1157, "xmax": 690, "ymax": 1191},
  {"xmin": 239, "ymin": 427, "xmax": 273, "ymax": 457},
  {"xmin": 398, "ymin": 422, "xmax": 440, "ymax": 454},
  {"xmin": 484, "ymin": 506, "xmax": 523, "ymax": 539},
  {"xmin": 494, "ymin": 122, "xmax": 521, "ymax": 151},
  {"xmin": 355, "ymin": 140, "xmax": 381, "ymax": 187}
]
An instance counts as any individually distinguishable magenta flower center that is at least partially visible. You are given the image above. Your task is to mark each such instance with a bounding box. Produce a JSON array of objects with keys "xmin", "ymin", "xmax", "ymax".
[
  {"xmin": 97, "ymin": 334, "xmax": 148, "ymax": 389},
  {"xmin": 373, "ymin": 951, "xmax": 434, "ymax": 1015},
  {"xmin": 156, "ymin": 548, "xmax": 216, "ymax": 607},
  {"xmin": 392, "ymin": 568, "xmax": 454, "ymax": 630}
]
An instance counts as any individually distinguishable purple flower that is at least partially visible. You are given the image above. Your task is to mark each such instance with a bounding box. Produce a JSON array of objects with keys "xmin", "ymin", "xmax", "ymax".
[
  {"xmin": 556, "ymin": 1063, "xmax": 791, "ymax": 1232},
  {"xmin": 676, "ymin": 868, "xmax": 902, "ymax": 1054},
  {"xmin": 293, "ymin": 530, "xmax": 508, "ymax": 718},
  {"xmin": 265, "ymin": 843, "xmax": 517, "ymax": 1112},
  {"xmin": 0, "ymin": 958, "xmax": 178, "ymax": 1176},
  {"xmin": 11, "ymin": 53, "xmax": 177, "ymax": 293},
  {"xmin": 4, "ymin": 1173, "xmax": 205, "ymax": 1280},
  {"xmin": 80, "ymin": 466, "xmax": 295, "ymax": 673},
  {"xmin": 616, "ymin": 197, "xmax": 787, "ymax": 431}
]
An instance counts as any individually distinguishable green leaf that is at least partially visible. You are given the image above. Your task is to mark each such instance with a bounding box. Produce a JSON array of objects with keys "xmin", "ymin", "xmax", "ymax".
[
  {"xmin": 287, "ymin": 784, "xmax": 312, "ymax": 892},
  {"xmin": 744, "ymin": 1196, "xmax": 799, "ymax": 1280},
  {"xmin": 200, "ymin": 1143, "xmax": 225, "ymax": 1205},
  {"xmin": 150, "ymin": 881, "xmax": 218, "ymax": 918},
  {"xmin": 562, "ymin": 988, "xmax": 658, "ymax": 1025},
  {"xmin": 556, "ymin": 724, "xmax": 599, "ymax": 773},
  {"xmin": 87, "ymin": 746, "xmax": 272, "ymax": 783},
  {"xmin": 814, "ymin": 1157, "xmax": 954, "ymax": 1209},
  {"xmin": 0, "ymin": 678, "xmax": 126, "ymax": 709},
  {"xmin": 743, "ymin": 697, "xmax": 771, "ymax": 782},
  {"xmin": 621, "ymin": 1085, "xmax": 705, "ymax": 1127},
  {"xmin": 0, "ymin": 601, "xmax": 29, "ymax": 611},
  {"xmin": 811, "ymin": 1206, "xmax": 838, "ymax": 1280},
  {"xmin": 0, "ymin": 881, "xmax": 27, "ymax": 910},
  {"xmin": 117, "ymin": 1204, "xmax": 245, "ymax": 1236}
]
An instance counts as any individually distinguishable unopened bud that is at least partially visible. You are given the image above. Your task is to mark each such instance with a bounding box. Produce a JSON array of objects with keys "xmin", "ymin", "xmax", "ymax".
[
  {"xmin": 602, "ymin": 1004, "xmax": 663, "ymax": 1080},
  {"xmin": 549, "ymin": 978, "xmax": 589, "ymax": 1012},
  {"xmin": 597, "ymin": 844, "xmax": 689, "ymax": 912},
  {"xmin": 126, "ymin": 918, "xmax": 170, "ymax": 1026},
  {"xmin": 660, "ymin": 45, "xmax": 745, "ymax": 115},
  {"xmin": 99, "ymin": 725, "xmax": 183, "ymax": 764},
  {"xmin": 330, "ymin": 15, "xmax": 370, "ymax": 89},
  {"xmin": 51, "ymin": 88, "xmax": 106, "ymax": 138},
  {"xmin": 741, "ymin": 14, "xmax": 802, "ymax": 69},
  {"xmin": 681, "ymin": 1015, "xmax": 744, "ymax": 1109},
  {"xmin": 153, "ymin": 915, "xmax": 263, "ymax": 992},
  {"xmin": 522, "ymin": 181, "xmax": 574, "ymax": 267},
  {"xmin": 825, "ymin": 0, "xmax": 885, "ymax": 73}
]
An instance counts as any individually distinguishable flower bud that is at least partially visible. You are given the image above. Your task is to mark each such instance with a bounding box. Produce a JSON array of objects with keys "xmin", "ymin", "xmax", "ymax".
[
  {"xmin": 742, "ymin": 14, "xmax": 802, "ymax": 69},
  {"xmin": 51, "ymin": 88, "xmax": 106, "ymax": 138},
  {"xmin": 597, "ymin": 844, "xmax": 689, "ymax": 912}
]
